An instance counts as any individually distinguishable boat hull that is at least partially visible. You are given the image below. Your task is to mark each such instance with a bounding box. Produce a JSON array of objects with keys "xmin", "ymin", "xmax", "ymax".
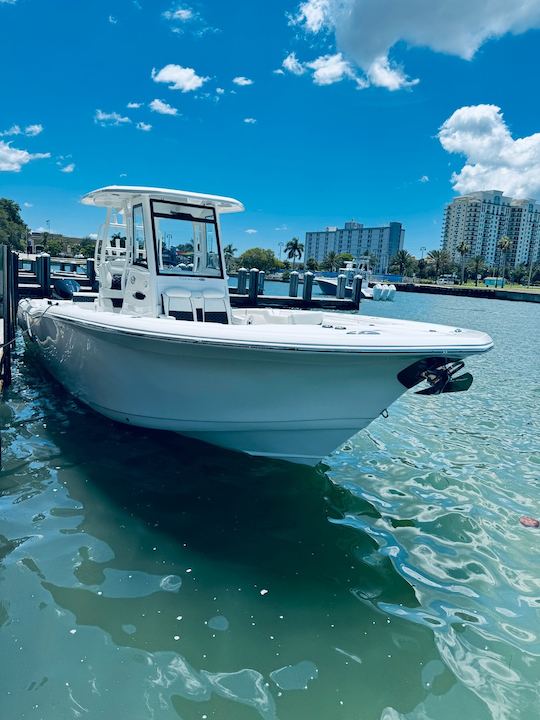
[{"xmin": 20, "ymin": 309, "xmax": 425, "ymax": 465}]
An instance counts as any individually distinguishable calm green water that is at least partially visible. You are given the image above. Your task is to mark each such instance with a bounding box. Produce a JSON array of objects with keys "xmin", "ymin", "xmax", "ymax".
[{"xmin": 1, "ymin": 293, "xmax": 539, "ymax": 720}]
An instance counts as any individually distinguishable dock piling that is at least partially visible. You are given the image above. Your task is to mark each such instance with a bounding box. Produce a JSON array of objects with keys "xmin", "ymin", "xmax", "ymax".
[
  {"xmin": 302, "ymin": 271, "xmax": 314, "ymax": 301},
  {"xmin": 351, "ymin": 275, "xmax": 363, "ymax": 309},
  {"xmin": 289, "ymin": 271, "xmax": 299, "ymax": 297},
  {"xmin": 257, "ymin": 270, "xmax": 266, "ymax": 295},
  {"xmin": 35, "ymin": 253, "xmax": 51, "ymax": 298},
  {"xmin": 248, "ymin": 268, "xmax": 259, "ymax": 304},
  {"xmin": 237, "ymin": 267, "xmax": 248, "ymax": 294},
  {"xmin": 336, "ymin": 273, "xmax": 347, "ymax": 299}
]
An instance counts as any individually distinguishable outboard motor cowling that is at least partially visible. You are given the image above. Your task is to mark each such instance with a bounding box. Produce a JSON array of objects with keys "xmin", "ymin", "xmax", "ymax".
[{"xmin": 52, "ymin": 278, "xmax": 81, "ymax": 300}]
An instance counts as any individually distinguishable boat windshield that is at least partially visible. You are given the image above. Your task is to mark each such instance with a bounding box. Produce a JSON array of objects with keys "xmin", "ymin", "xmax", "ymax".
[{"xmin": 151, "ymin": 200, "xmax": 223, "ymax": 277}]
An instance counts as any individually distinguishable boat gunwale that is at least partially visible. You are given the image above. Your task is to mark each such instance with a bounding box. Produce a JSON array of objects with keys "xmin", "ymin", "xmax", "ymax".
[{"xmin": 23, "ymin": 304, "xmax": 495, "ymax": 356}]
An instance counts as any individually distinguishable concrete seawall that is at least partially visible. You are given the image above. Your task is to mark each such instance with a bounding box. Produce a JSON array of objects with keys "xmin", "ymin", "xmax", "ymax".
[{"xmin": 397, "ymin": 283, "xmax": 540, "ymax": 303}]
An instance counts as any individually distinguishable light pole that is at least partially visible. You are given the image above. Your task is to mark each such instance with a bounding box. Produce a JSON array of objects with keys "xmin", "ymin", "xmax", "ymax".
[
  {"xmin": 278, "ymin": 242, "xmax": 284, "ymax": 261},
  {"xmin": 420, "ymin": 246, "xmax": 426, "ymax": 259}
]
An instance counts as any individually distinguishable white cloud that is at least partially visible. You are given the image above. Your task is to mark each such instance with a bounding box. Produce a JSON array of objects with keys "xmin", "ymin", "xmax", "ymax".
[
  {"xmin": 127, "ymin": 102, "xmax": 142, "ymax": 108},
  {"xmin": 306, "ymin": 53, "xmax": 355, "ymax": 85},
  {"xmin": 0, "ymin": 140, "xmax": 50, "ymax": 172},
  {"xmin": 25, "ymin": 123, "xmax": 43, "ymax": 136},
  {"xmin": 419, "ymin": 175, "xmax": 429, "ymax": 183},
  {"xmin": 438, "ymin": 104, "xmax": 540, "ymax": 198},
  {"xmin": 243, "ymin": 118, "xmax": 257, "ymax": 124},
  {"xmin": 282, "ymin": 52, "xmax": 305, "ymax": 76},
  {"xmin": 136, "ymin": 121, "xmax": 152, "ymax": 131},
  {"xmin": 88, "ymin": 232, "xmax": 98, "ymax": 240},
  {"xmin": 216, "ymin": 87, "xmax": 225, "ymax": 95},
  {"xmin": 95, "ymin": 109, "xmax": 131, "ymax": 126},
  {"xmin": 292, "ymin": 0, "xmax": 540, "ymax": 90},
  {"xmin": 245, "ymin": 228, "xmax": 257, "ymax": 234},
  {"xmin": 149, "ymin": 98, "xmax": 178, "ymax": 115},
  {"xmin": 60, "ymin": 162, "xmax": 75, "ymax": 173},
  {"xmin": 273, "ymin": 68, "xmax": 285, "ymax": 75},
  {"xmin": 233, "ymin": 76, "xmax": 254, "ymax": 86},
  {"xmin": 108, "ymin": 15, "xmax": 117, "ymax": 24},
  {"xmin": 152, "ymin": 64, "xmax": 209, "ymax": 92},
  {"xmin": 275, "ymin": 224, "xmax": 289, "ymax": 231},
  {"xmin": 0, "ymin": 1, "xmax": 18, "ymax": 4},
  {"xmin": 0, "ymin": 123, "xmax": 43, "ymax": 137},
  {"xmin": 163, "ymin": 6, "xmax": 193, "ymax": 21},
  {"xmin": 23, "ymin": 202, "xmax": 33, "ymax": 208}
]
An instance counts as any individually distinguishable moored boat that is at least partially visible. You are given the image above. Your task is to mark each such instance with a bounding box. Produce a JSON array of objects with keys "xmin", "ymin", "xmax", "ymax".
[{"xmin": 18, "ymin": 186, "xmax": 493, "ymax": 465}]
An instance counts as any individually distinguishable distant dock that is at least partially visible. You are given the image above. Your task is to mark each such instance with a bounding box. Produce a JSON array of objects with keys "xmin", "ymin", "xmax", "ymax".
[{"xmin": 398, "ymin": 282, "xmax": 540, "ymax": 303}]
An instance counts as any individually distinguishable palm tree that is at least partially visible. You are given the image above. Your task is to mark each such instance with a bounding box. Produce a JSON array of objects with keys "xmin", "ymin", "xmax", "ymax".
[
  {"xmin": 426, "ymin": 249, "xmax": 450, "ymax": 279},
  {"xmin": 391, "ymin": 249, "xmax": 414, "ymax": 276},
  {"xmin": 223, "ymin": 243, "xmax": 237, "ymax": 272},
  {"xmin": 456, "ymin": 241, "xmax": 470, "ymax": 284},
  {"xmin": 323, "ymin": 250, "xmax": 338, "ymax": 271},
  {"xmin": 285, "ymin": 237, "xmax": 304, "ymax": 270},
  {"xmin": 496, "ymin": 236, "xmax": 512, "ymax": 287},
  {"xmin": 469, "ymin": 255, "xmax": 484, "ymax": 287}
]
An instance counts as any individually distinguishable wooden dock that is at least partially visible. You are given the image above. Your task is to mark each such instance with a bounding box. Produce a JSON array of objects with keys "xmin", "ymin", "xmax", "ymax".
[{"xmin": 1, "ymin": 246, "xmax": 18, "ymax": 390}]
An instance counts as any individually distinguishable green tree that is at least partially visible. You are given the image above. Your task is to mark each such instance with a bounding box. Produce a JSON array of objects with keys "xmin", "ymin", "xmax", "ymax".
[
  {"xmin": 284, "ymin": 237, "xmax": 304, "ymax": 270},
  {"xmin": 334, "ymin": 252, "xmax": 354, "ymax": 268},
  {"xmin": 496, "ymin": 236, "xmax": 512, "ymax": 286},
  {"xmin": 456, "ymin": 241, "xmax": 470, "ymax": 283},
  {"xmin": 45, "ymin": 237, "xmax": 64, "ymax": 256},
  {"xmin": 322, "ymin": 250, "xmax": 338, "ymax": 271},
  {"xmin": 390, "ymin": 249, "xmax": 416, "ymax": 276},
  {"xmin": 306, "ymin": 257, "xmax": 319, "ymax": 271},
  {"xmin": 223, "ymin": 243, "xmax": 237, "ymax": 272},
  {"xmin": 468, "ymin": 255, "xmax": 485, "ymax": 287},
  {"xmin": 238, "ymin": 247, "xmax": 280, "ymax": 273},
  {"xmin": 0, "ymin": 198, "xmax": 29, "ymax": 250},
  {"xmin": 426, "ymin": 249, "xmax": 451, "ymax": 279}
]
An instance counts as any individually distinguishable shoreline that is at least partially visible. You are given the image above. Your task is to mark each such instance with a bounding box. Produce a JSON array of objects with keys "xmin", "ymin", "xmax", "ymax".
[{"xmin": 397, "ymin": 282, "xmax": 540, "ymax": 303}]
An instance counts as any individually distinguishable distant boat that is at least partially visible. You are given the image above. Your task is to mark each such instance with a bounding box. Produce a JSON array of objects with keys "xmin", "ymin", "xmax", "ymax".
[
  {"xmin": 19, "ymin": 185, "xmax": 493, "ymax": 466},
  {"xmin": 316, "ymin": 260, "xmax": 397, "ymax": 301}
]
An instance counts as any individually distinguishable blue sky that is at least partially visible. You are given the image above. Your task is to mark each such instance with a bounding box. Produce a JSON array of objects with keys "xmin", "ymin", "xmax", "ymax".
[{"xmin": 2, "ymin": 0, "xmax": 540, "ymax": 258}]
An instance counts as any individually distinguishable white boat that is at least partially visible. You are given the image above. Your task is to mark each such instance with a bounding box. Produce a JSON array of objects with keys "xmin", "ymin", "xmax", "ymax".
[
  {"xmin": 18, "ymin": 186, "xmax": 493, "ymax": 466},
  {"xmin": 315, "ymin": 259, "xmax": 396, "ymax": 301}
]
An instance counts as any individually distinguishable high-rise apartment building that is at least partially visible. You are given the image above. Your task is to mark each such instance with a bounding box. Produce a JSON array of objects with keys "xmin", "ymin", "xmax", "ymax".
[
  {"xmin": 441, "ymin": 190, "xmax": 540, "ymax": 268},
  {"xmin": 304, "ymin": 221, "xmax": 404, "ymax": 273}
]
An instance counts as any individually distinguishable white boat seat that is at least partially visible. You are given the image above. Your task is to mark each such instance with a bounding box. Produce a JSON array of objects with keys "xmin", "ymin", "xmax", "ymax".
[{"xmin": 162, "ymin": 287, "xmax": 229, "ymax": 324}]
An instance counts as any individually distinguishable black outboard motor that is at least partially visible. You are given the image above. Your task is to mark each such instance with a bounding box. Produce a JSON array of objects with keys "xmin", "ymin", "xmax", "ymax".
[{"xmin": 52, "ymin": 278, "xmax": 81, "ymax": 300}]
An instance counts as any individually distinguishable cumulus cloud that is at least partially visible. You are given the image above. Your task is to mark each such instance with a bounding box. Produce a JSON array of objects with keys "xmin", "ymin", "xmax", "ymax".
[
  {"xmin": 243, "ymin": 118, "xmax": 257, "ymax": 124},
  {"xmin": 438, "ymin": 104, "xmax": 540, "ymax": 198},
  {"xmin": 108, "ymin": 15, "xmax": 117, "ymax": 24},
  {"xmin": 127, "ymin": 101, "xmax": 142, "ymax": 108},
  {"xmin": 136, "ymin": 121, "xmax": 152, "ymax": 131},
  {"xmin": 233, "ymin": 76, "xmax": 254, "ymax": 86},
  {"xmin": 152, "ymin": 64, "xmax": 209, "ymax": 92},
  {"xmin": 306, "ymin": 53, "xmax": 355, "ymax": 85},
  {"xmin": 149, "ymin": 98, "xmax": 178, "ymax": 115},
  {"xmin": 245, "ymin": 228, "xmax": 257, "ymax": 234},
  {"xmin": 292, "ymin": 0, "xmax": 540, "ymax": 90},
  {"xmin": 0, "ymin": 140, "xmax": 50, "ymax": 172},
  {"xmin": 95, "ymin": 109, "xmax": 131, "ymax": 126},
  {"xmin": 282, "ymin": 52, "xmax": 305, "ymax": 75},
  {"xmin": 419, "ymin": 175, "xmax": 429, "ymax": 183},
  {"xmin": 60, "ymin": 162, "xmax": 75, "ymax": 173},
  {"xmin": 24, "ymin": 202, "xmax": 33, "ymax": 208}
]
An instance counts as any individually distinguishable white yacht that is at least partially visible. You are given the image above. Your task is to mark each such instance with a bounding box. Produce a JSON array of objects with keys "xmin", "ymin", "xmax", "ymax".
[
  {"xmin": 316, "ymin": 259, "xmax": 378, "ymax": 300},
  {"xmin": 18, "ymin": 186, "xmax": 493, "ymax": 465}
]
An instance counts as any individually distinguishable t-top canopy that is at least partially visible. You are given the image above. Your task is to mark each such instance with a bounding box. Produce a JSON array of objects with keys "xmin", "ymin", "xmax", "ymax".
[{"xmin": 81, "ymin": 185, "xmax": 245, "ymax": 213}]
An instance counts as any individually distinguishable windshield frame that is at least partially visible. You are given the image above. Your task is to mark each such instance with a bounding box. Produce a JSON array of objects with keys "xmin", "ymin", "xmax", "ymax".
[{"xmin": 149, "ymin": 198, "xmax": 224, "ymax": 278}]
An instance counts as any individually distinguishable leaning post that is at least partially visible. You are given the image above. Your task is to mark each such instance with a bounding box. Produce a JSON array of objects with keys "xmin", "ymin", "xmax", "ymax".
[
  {"xmin": 36, "ymin": 252, "xmax": 51, "ymax": 298},
  {"xmin": 86, "ymin": 258, "xmax": 97, "ymax": 290},
  {"xmin": 302, "ymin": 271, "xmax": 314, "ymax": 302}
]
